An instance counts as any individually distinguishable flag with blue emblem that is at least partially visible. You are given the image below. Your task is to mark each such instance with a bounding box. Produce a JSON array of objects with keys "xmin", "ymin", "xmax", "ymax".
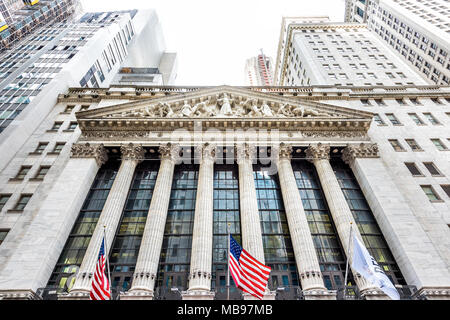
[{"xmin": 351, "ymin": 234, "xmax": 400, "ymax": 300}]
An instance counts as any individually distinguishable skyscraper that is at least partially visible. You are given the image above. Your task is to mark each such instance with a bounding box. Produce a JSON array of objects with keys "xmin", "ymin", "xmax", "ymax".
[
  {"xmin": 345, "ymin": 0, "xmax": 450, "ymax": 85},
  {"xmin": 274, "ymin": 17, "xmax": 426, "ymax": 86},
  {"xmin": 0, "ymin": 0, "xmax": 80, "ymax": 51},
  {"xmin": 244, "ymin": 52, "xmax": 274, "ymax": 86},
  {"xmin": 0, "ymin": 9, "xmax": 176, "ymax": 174}
]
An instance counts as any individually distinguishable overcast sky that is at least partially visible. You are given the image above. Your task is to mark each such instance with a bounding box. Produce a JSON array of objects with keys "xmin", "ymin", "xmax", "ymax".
[{"xmin": 80, "ymin": 0, "xmax": 345, "ymax": 86}]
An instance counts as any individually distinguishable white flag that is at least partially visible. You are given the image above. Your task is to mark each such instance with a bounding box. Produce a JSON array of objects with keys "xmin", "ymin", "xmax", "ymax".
[{"xmin": 351, "ymin": 234, "xmax": 400, "ymax": 300}]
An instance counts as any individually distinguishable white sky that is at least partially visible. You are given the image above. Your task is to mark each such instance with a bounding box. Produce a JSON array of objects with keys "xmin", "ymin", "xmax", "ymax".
[{"xmin": 80, "ymin": 0, "xmax": 345, "ymax": 86}]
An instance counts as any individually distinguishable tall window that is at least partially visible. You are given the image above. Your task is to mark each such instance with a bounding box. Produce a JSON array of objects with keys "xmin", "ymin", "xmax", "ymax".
[
  {"xmin": 13, "ymin": 194, "xmax": 32, "ymax": 211},
  {"xmin": 292, "ymin": 160, "xmax": 348, "ymax": 290},
  {"xmin": 156, "ymin": 164, "xmax": 198, "ymax": 294},
  {"xmin": 405, "ymin": 139, "xmax": 422, "ymax": 151},
  {"xmin": 253, "ymin": 163, "xmax": 298, "ymax": 291},
  {"xmin": 212, "ymin": 164, "xmax": 241, "ymax": 297},
  {"xmin": 0, "ymin": 194, "xmax": 11, "ymax": 211},
  {"xmin": 331, "ymin": 159, "xmax": 405, "ymax": 285},
  {"xmin": 47, "ymin": 159, "xmax": 120, "ymax": 290},
  {"xmin": 109, "ymin": 158, "xmax": 160, "ymax": 292},
  {"xmin": 0, "ymin": 230, "xmax": 9, "ymax": 246}
]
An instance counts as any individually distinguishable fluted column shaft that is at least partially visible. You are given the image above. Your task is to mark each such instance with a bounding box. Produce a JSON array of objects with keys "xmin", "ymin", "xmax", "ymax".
[
  {"xmin": 236, "ymin": 144, "xmax": 265, "ymax": 264},
  {"xmin": 187, "ymin": 144, "xmax": 216, "ymax": 291},
  {"xmin": 306, "ymin": 144, "xmax": 372, "ymax": 292},
  {"xmin": 70, "ymin": 144, "xmax": 145, "ymax": 294},
  {"xmin": 276, "ymin": 145, "xmax": 326, "ymax": 291},
  {"xmin": 128, "ymin": 144, "xmax": 180, "ymax": 295}
]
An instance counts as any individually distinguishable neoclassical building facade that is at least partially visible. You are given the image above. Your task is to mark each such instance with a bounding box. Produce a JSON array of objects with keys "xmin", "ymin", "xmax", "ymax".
[{"xmin": 0, "ymin": 85, "xmax": 449, "ymax": 300}]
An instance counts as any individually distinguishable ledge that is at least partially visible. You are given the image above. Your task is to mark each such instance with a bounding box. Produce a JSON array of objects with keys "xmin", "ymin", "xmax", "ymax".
[{"xmin": 6, "ymin": 209, "xmax": 23, "ymax": 214}]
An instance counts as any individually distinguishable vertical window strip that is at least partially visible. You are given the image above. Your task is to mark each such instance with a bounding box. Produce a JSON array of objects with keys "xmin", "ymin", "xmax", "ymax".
[
  {"xmin": 109, "ymin": 160, "xmax": 160, "ymax": 292},
  {"xmin": 47, "ymin": 160, "xmax": 120, "ymax": 290}
]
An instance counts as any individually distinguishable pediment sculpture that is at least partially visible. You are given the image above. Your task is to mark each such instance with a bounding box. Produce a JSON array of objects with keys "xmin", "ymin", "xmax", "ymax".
[{"xmin": 104, "ymin": 93, "xmax": 335, "ymax": 119}]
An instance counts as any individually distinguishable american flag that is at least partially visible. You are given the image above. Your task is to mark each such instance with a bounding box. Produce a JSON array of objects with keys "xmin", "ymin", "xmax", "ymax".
[
  {"xmin": 228, "ymin": 235, "xmax": 271, "ymax": 300},
  {"xmin": 89, "ymin": 238, "xmax": 111, "ymax": 300}
]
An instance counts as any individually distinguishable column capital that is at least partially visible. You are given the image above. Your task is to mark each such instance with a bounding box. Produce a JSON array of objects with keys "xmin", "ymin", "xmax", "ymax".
[
  {"xmin": 342, "ymin": 143, "xmax": 380, "ymax": 166},
  {"xmin": 235, "ymin": 143, "xmax": 257, "ymax": 164},
  {"xmin": 71, "ymin": 143, "xmax": 108, "ymax": 166},
  {"xmin": 306, "ymin": 143, "xmax": 330, "ymax": 162},
  {"xmin": 195, "ymin": 143, "xmax": 217, "ymax": 162},
  {"xmin": 277, "ymin": 143, "xmax": 293, "ymax": 160},
  {"xmin": 159, "ymin": 143, "xmax": 181, "ymax": 161},
  {"xmin": 120, "ymin": 143, "xmax": 146, "ymax": 162}
]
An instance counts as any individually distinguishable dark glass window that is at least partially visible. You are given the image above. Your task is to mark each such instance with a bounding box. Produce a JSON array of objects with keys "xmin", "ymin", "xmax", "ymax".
[
  {"xmin": 212, "ymin": 164, "xmax": 241, "ymax": 298},
  {"xmin": 109, "ymin": 159, "xmax": 160, "ymax": 292},
  {"xmin": 47, "ymin": 159, "xmax": 119, "ymax": 291},
  {"xmin": 13, "ymin": 194, "xmax": 32, "ymax": 210},
  {"xmin": 331, "ymin": 159, "xmax": 405, "ymax": 285},
  {"xmin": 253, "ymin": 163, "xmax": 299, "ymax": 291},
  {"xmin": 0, "ymin": 194, "xmax": 11, "ymax": 211},
  {"xmin": 156, "ymin": 164, "xmax": 198, "ymax": 293},
  {"xmin": 0, "ymin": 229, "xmax": 9, "ymax": 246},
  {"xmin": 292, "ymin": 160, "xmax": 349, "ymax": 290}
]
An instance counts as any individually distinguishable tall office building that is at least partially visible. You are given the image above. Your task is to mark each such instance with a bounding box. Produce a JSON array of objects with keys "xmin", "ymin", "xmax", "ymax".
[
  {"xmin": 345, "ymin": 0, "xmax": 450, "ymax": 85},
  {"xmin": 274, "ymin": 17, "xmax": 427, "ymax": 86},
  {"xmin": 0, "ymin": 0, "xmax": 80, "ymax": 51},
  {"xmin": 0, "ymin": 9, "xmax": 176, "ymax": 175},
  {"xmin": 245, "ymin": 53, "xmax": 274, "ymax": 86}
]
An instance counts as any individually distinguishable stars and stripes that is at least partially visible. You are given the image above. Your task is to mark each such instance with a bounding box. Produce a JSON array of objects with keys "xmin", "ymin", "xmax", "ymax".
[
  {"xmin": 89, "ymin": 238, "xmax": 111, "ymax": 300},
  {"xmin": 228, "ymin": 235, "xmax": 271, "ymax": 300}
]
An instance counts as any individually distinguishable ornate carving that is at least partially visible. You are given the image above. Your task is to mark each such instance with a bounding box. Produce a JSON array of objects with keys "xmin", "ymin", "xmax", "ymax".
[
  {"xmin": 302, "ymin": 131, "xmax": 367, "ymax": 138},
  {"xmin": 235, "ymin": 143, "xmax": 257, "ymax": 163},
  {"xmin": 102, "ymin": 95, "xmax": 336, "ymax": 120},
  {"xmin": 70, "ymin": 143, "xmax": 108, "ymax": 166},
  {"xmin": 342, "ymin": 143, "xmax": 380, "ymax": 165},
  {"xmin": 306, "ymin": 143, "xmax": 330, "ymax": 161},
  {"xmin": 120, "ymin": 143, "xmax": 146, "ymax": 161},
  {"xmin": 277, "ymin": 143, "xmax": 293, "ymax": 160},
  {"xmin": 195, "ymin": 143, "xmax": 217, "ymax": 162},
  {"xmin": 159, "ymin": 143, "xmax": 180, "ymax": 161}
]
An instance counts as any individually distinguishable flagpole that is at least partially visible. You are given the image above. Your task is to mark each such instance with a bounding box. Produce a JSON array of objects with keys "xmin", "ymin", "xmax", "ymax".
[
  {"xmin": 343, "ymin": 222, "xmax": 353, "ymax": 299},
  {"xmin": 103, "ymin": 225, "xmax": 112, "ymax": 299},
  {"xmin": 226, "ymin": 222, "xmax": 231, "ymax": 301}
]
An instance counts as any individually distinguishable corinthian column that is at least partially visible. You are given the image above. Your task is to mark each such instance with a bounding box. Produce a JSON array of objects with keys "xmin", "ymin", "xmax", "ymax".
[
  {"xmin": 183, "ymin": 143, "xmax": 216, "ymax": 300},
  {"xmin": 305, "ymin": 143, "xmax": 375, "ymax": 294},
  {"xmin": 236, "ymin": 143, "xmax": 275, "ymax": 300},
  {"xmin": 236, "ymin": 143, "xmax": 265, "ymax": 263},
  {"xmin": 123, "ymin": 143, "xmax": 180, "ymax": 300},
  {"xmin": 275, "ymin": 144, "xmax": 334, "ymax": 299},
  {"xmin": 67, "ymin": 143, "xmax": 145, "ymax": 299}
]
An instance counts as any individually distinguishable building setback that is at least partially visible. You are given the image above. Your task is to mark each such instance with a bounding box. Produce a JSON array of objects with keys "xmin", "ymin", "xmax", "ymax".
[
  {"xmin": 345, "ymin": 0, "xmax": 450, "ymax": 85},
  {"xmin": 245, "ymin": 53, "xmax": 274, "ymax": 86}
]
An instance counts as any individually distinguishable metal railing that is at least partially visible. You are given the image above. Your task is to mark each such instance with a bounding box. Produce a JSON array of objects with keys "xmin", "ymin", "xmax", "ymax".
[{"xmin": 275, "ymin": 286, "xmax": 304, "ymax": 300}]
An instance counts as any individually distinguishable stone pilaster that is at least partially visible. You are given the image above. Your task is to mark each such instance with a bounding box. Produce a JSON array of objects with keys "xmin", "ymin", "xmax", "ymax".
[
  {"xmin": 275, "ymin": 144, "xmax": 334, "ymax": 299},
  {"xmin": 342, "ymin": 143, "xmax": 450, "ymax": 300},
  {"xmin": 122, "ymin": 143, "xmax": 180, "ymax": 300},
  {"xmin": 64, "ymin": 143, "xmax": 145, "ymax": 300},
  {"xmin": 305, "ymin": 143, "xmax": 376, "ymax": 295},
  {"xmin": 182, "ymin": 143, "xmax": 216, "ymax": 300},
  {"xmin": 0, "ymin": 144, "xmax": 106, "ymax": 300}
]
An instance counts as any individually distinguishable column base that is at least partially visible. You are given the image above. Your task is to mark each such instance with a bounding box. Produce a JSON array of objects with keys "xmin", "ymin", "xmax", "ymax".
[
  {"xmin": 243, "ymin": 291, "xmax": 276, "ymax": 300},
  {"xmin": 360, "ymin": 288, "xmax": 389, "ymax": 300},
  {"xmin": 0, "ymin": 290, "xmax": 40, "ymax": 300},
  {"xmin": 414, "ymin": 287, "xmax": 450, "ymax": 300},
  {"xmin": 120, "ymin": 289, "xmax": 154, "ymax": 300},
  {"xmin": 182, "ymin": 290, "xmax": 215, "ymax": 300},
  {"xmin": 58, "ymin": 290, "xmax": 90, "ymax": 300},
  {"xmin": 303, "ymin": 289, "xmax": 337, "ymax": 300}
]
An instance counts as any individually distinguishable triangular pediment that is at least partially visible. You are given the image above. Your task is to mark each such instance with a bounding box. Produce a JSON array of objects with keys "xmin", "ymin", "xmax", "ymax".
[{"xmin": 77, "ymin": 86, "xmax": 372, "ymax": 121}]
